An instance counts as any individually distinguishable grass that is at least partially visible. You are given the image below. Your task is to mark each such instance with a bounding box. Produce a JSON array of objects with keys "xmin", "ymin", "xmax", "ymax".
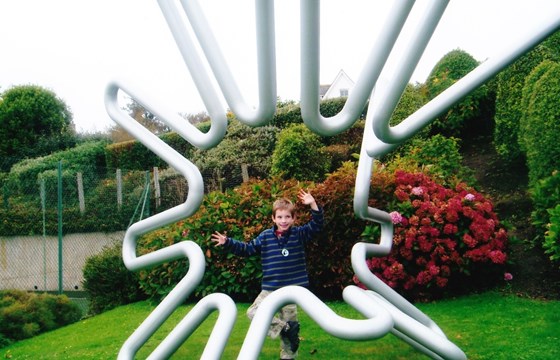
[{"xmin": 2, "ymin": 290, "xmax": 559, "ymax": 359}]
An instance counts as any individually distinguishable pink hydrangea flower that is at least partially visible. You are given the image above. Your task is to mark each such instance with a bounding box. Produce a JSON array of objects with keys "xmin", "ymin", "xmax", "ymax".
[
  {"xmin": 389, "ymin": 211, "xmax": 403, "ymax": 224},
  {"xmin": 464, "ymin": 193, "xmax": 475, "ymax": 202},
  {"xmin": 411, "ymin": 186, "xmax": 424, "ymax": 196},
  {"xmin": 504, "ymin": 272, "xmax": 513, "ymax": 281}
]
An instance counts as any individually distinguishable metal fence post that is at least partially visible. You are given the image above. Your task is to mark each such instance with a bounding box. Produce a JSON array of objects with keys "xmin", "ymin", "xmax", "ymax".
[{"xmin": 57, "ymin": 160, "xmax": 63, "ymax": 294}]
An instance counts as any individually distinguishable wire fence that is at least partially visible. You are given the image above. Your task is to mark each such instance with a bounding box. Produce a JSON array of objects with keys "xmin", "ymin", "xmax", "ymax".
[{"xmin": 0, "ymin": 160, "xmax": 253, "ymax": 298}]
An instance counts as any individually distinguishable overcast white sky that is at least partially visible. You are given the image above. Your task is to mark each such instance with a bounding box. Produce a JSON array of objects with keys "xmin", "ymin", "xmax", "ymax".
[{"xmin": 1, "ymin": 0, "xmax": 559, "ymax": 133}]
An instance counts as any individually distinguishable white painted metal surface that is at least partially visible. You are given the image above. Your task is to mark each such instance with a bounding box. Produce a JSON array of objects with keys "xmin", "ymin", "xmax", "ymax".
[{"xmin": 105, "ymin": 0, "xmax": 560, "ymax": 359}]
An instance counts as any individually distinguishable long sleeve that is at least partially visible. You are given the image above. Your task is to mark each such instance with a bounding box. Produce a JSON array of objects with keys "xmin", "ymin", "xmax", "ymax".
[
  {"xmin": 294, "ymin": 206, "xmax": 324, "ymax": 243},
  {"xmin": 223, "ymin": 234, "xmax": 262, "ymax": 257}
]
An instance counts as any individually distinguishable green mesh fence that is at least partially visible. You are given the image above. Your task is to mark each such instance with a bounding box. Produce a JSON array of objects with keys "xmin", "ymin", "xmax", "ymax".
[{"xmin": 0, "ymin": 159, "xmax": 251, "ymax": 295}]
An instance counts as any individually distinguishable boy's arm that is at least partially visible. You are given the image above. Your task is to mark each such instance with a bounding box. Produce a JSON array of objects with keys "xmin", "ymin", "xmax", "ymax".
[
  {"xmin": 297, "ymin": 189, "xmax": 324, "ymax": 240},
  {"xmin": 211, "ymin": 231, "xmax": 260, "ymax": 257}
]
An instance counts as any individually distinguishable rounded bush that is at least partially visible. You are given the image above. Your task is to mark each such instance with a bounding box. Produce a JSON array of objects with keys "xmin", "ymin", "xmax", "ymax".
[
  {"xmin": 425, "ymin": 49, "xmax": 490, "ymax": 137},
  {"xmin": 0, "ymin": 290, "xmax": 81, "ymax": 344},
  {"xmin": 494, "ymin": 31, "xmax": 560, "ymax": 164},
  {"xmin": 519, "ymin": 60, "xmax": 560, "ymax": 187},
  {"xmin": 82, "ymin": 243, "xmax": 146, "ymax": 314},
  {"xmin": 271, "ymin": 124, "xmax": 329, "ymax": 181}
]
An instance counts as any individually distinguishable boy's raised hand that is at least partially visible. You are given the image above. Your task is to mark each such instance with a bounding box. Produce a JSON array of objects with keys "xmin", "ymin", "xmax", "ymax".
[
  {"xmin": 211, "ymin": 231, "xmax": 227, "ymax": 246},
  {"xmin": 298, "ymin": 189, "xmax": 319, "ymax": 210}
]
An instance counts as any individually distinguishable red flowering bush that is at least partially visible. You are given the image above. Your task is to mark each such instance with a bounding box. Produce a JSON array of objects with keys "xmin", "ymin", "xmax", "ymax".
[{"xmin": 357, "ymin": 170, "xmax": 509, "ymax": 300}]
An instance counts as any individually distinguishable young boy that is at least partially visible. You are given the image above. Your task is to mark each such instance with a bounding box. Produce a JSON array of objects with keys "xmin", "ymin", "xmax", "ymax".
[{"xmin": 211, "ymin": 189, "xmax": 324, "ymax": 359}]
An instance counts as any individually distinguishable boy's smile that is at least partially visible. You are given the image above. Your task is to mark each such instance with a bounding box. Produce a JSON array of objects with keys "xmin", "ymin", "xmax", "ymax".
[{"xmin": 272, "ymin": 209, "xmax": 295, "ymax": 232}]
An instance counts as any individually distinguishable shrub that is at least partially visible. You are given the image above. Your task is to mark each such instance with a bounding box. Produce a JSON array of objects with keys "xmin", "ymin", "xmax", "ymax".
[
  {"xmin": 405, "ymin": 135, "xmax": 475, "ymax": 186},
  {"xmin": 356, "ymin": 170, "xmax": 509, "ymax": 301},
  {"xmin": 192, "ymin": 117, "xmax": 279, "ymax": 191},
  {"xmin": 271, "ymin": 124, "xmax": 329, "ymax": 181},
  {"xmin": 6, "ymin": 140, "xmax": 108, "ymax": 197},
  {"xmin": 385, "ymin": 135, "xmax": 475, "ymax": 189},
  {"xmin": 0, "ymin": 290, "xmax": 81, "ymax": 346},
  {"xmin": 82, "ymin": 242, "xmax": 146, "ymax": 314},
  {"xmin": 494, "ymin": 30, "xmax": 560, "ymax": 164},
  {"xmin": 389, "ymin": 83, "xmax": 427, "ymax": 127},
  {"xmin": 322, "ymin": 144, "xmax": 353, "ymax": 173},
  {"xmin": 544, "ymin": 204, "xmax": 560, "ymax": 265},
  {"xmin": 305, "ymin": 162, "xmax": 383, "ymax": 298},
  {"xmin": 137, "ymin": 178, "xmax": 308, "ymax": 302},
  {"xmin": 136, "ymin": 159, "xmax": 506, "ymax": 302},
  {"xmin": 518, "ymin": 60, "xmax": 560, "ymax": 187},
  {"xmin": 425, "ymin": 49, "xmax": 491, "ymax": 137},
  {"xmin": 271, "ymin": 101, "xmax": 303, "ymax": 128},
  {"xmin": 105, "ymin": 130, "xmax": 196, "ymax": 173},
  {"xmin": 271, "ymin": 97, "xmax": 353, "ymax": 129},
  {"xmin": 530, "ymin": 170, "xmax": 560, "ymax": 248}
]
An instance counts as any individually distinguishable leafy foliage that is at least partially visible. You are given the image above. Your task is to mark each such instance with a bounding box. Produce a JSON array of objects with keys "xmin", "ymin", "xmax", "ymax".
[
  {"xmin": 389, "ymin": 83, "xmax": 428, "ymax": 127},
  {"xmin": 404, "ymin": 135, "xmax": 475, "ymax": 186},
  {"xmin": 530, "ymin": 170, "xmax": 560, "ymax": 250},
  {"xmin": 357, "ymin": 171, "xmax": 509, "ymax": 301},
  {"xmin": 519, "ymin": 60, "xmax": 560, "ymax": 187},
  {"xmin": 544, "ymin": 204, "xmax": 560, "ymax": 265},
  {"xmin": 192, "ymin": 117, "xmax": 279, "ymax": 190},
  {"xmin": 0, "ymin": 290, "xmax": 81, "ymax": 346},
  {"xmin": 82, "ymin": 242, "xmax": 146, "ymax": 315},
  {"xmin": 271, "ymin": 97, "xmax": 350, "ymax": 129},
  {"xmin": 135, "ymin": 161, "xmax": 507, "ymax": 302},
  {"xmin": 0, "ymin": 85, "xmax": 76, "ymax": 172},
  {"xmin": 6, "ymin": 140, "xmax": 108, "ymax": 198},
  {"xmin": 493, "ymin": 30, "xmax": 560, "ymax": 164},
  {"xmin": 271, "ymin": 124, "xmax": 329, "ymax": 181},
  {"xmin": 137, "ymin": 178, "xmax": 307, "ymax": 302},
  {"xmin": 425, "ymin": 49, "xmax": 491, "ymax": 137},
  {"xmin": 105, "ymin": 131, "xmax": 195, "ymax": 173}
]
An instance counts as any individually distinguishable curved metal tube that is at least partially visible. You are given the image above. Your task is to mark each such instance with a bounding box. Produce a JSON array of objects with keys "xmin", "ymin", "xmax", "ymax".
[
  {"xmin": 161, "ymin": 0, "xmax": 277, "ymax": 126},
  {"xmin": 148, "ymin": 293, "xmax": 237, "ymax": 360},
  {"xmin": 238, "ymin": 285, "xmax": 394, "ymax": 359},
  {"xmin": 104, "ymin": 1, "xmax": 560, "ymax": 359},
  {"xmin": 106, "ymin": 82, "xmax": 236, "ymax": 359},
  {"xmin": 362, "ymin": 289, "xmax": 465, "ymax": 360},
  {"xmin": 371, "ymin": 6, "xmax": 560, "ymax": 146},
  {"xmin": 300, "ymin": 0, "xmax": 415, "ymax": 136}
]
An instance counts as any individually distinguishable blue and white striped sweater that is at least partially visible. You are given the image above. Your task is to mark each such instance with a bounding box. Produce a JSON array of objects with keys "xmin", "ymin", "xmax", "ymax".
[{"xmin": 224, "ymin": 207, "xmax": 324, "ymax": 290}]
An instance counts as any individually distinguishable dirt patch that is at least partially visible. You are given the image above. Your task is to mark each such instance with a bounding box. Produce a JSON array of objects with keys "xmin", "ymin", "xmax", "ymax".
[{"xmin": 460, "ymin": 135, "xmax": 560, "ymax": 300}]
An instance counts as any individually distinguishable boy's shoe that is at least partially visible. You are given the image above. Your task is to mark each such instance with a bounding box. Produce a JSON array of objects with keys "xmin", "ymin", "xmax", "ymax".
[{"xmin": 282, "ymin": 321, "xmax": 300, "ymax": 353}]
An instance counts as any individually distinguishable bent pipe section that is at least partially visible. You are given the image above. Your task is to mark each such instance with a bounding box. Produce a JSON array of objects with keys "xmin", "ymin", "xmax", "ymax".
[
  {"xmin": 371, "ymin": 8, "xmax": 560, "ymax": 146},
  {"xmin": 106, "ymin": 83, "xmax": 220, "ymax": 358},
  {"xmin": 117, "ymin": 241, "xmax": 206, "ymax": 360},
  {"xmin": 148, "ymin": 293, "xmax": 237, "ymax": 360},
  {"xmin": 300, "ymin": 0, "xmax": 416, "ymax": 136},
  {"xmin": 238, "ymin": 285, "xmax": 394, "ymax": 359},
  {"xmin": 349, "ymin": 48, "xmax": 464, "ymax": 359},
  {"xmin": 106, "ymin": 77, "xmax": 227, "ymax": 150},
  {"xmin": 356, "ymin": 288, "xmax": 466, "ymax": 360},
  {"xmin": 160, "ymin": 0, "xmax": 277, "ymax": 126}
]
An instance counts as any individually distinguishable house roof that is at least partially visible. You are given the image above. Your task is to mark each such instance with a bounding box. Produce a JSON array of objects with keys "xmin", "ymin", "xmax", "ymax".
[{"xmin": 322, "ymin": 69, "xmax": 355, "ymax": 99}]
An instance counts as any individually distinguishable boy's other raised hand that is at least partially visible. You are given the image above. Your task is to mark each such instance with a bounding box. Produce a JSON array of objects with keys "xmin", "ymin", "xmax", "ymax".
[{"xmin": 298, "ymin": 189, "xmax": 319, "ymax": 210}]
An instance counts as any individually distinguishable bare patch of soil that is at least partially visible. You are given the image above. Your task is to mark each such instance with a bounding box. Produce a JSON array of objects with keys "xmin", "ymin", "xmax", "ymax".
[{"xmin": 461, "ymin": 135, "xmax": 560, "ymax": 300}]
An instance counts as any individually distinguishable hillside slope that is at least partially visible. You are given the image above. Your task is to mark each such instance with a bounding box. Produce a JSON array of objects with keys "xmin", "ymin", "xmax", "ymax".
[{"xmin": 460, "ymin": 134, "xmax": 560, "ymax": 299}]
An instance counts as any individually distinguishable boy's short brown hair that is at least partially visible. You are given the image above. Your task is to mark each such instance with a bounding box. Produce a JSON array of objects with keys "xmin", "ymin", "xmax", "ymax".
[{"xmin": 272, "ymin": 198, "xmax": 295, "ymax": 217}]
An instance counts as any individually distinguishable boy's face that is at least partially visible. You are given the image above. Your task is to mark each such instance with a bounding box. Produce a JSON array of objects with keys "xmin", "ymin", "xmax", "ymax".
[{"xmin": 272, "ymin": 209, "xmax": 295, "ymax": 232}]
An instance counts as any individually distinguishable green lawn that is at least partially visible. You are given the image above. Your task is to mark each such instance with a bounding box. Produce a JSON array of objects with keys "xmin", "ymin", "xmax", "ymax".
[{"xmin": 2, "ymin": 291, "xmax": 559, "ymax": 359}]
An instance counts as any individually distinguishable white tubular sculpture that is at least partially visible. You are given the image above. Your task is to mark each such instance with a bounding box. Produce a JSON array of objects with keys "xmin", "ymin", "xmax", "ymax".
[{"xmin": 104, "ymin": 0, "xmax": 560, "ymax": 359}]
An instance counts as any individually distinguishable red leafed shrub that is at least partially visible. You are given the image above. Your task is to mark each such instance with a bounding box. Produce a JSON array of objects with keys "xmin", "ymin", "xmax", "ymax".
[{"xmin": 357, "ymin": 170, "xmax": 509, "ymax": 301}]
